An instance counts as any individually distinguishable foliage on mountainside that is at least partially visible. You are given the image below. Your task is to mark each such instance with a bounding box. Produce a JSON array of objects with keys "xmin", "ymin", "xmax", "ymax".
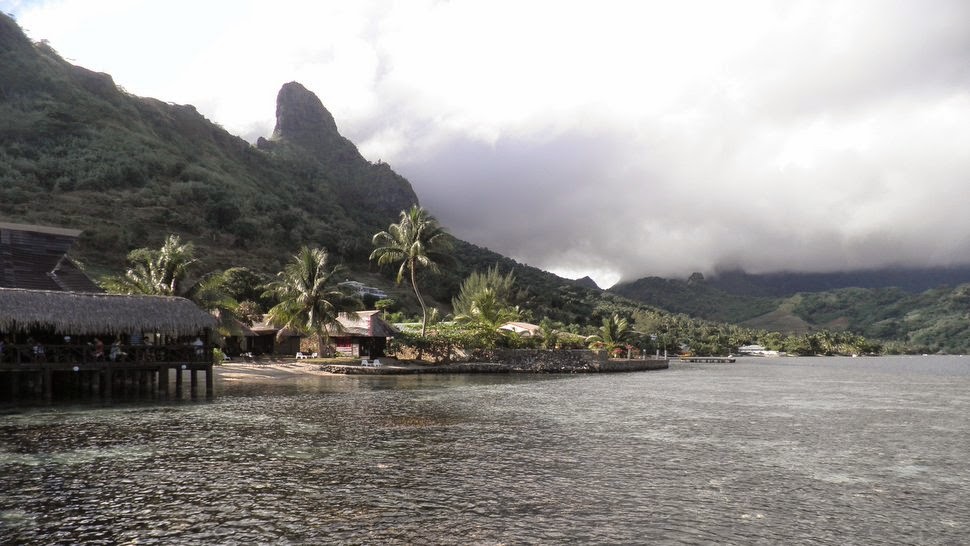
[
  {"xmin": 0, "ymin": 13, "xmax": 613, "ymax": 328},
  {"xmin": 0, "ymin": 13, "xmax": 407, "ymax": 277},
  {"xmin": 790, "ymin": 286, "xmax": 970, "ymax": 354},
  {"xmin": 609, "ymin": 273, "xmax": 778, "ymax": 323},
  {"xmin": 708, "ymin": 267, "xmax": 970, "ymax": 297},
  {"xmin": 613, "ymin": 271, "xmax": 970, "ymax": 354}
]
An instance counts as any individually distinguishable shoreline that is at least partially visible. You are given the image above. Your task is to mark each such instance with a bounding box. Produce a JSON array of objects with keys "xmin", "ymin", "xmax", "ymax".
[{"xmin": 216, "ymin": 356, "xmax": 670, "ymax": 383}]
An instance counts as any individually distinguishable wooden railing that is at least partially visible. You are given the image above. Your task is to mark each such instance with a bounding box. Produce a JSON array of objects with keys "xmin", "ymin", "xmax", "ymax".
[{"xmin": 0, "ymin": 343, "xmax": 210, "ymax": 367}]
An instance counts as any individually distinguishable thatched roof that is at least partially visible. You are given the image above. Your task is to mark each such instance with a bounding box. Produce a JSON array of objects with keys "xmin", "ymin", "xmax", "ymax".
[
  {"xmin": 0, "ymin": 287, "xmax": 216, "ymax": 336},
  {"xmin": 329, "ymin": 311, "xmax": 398, "ymax": 338},
  {"xmin": 246, "ymin": 311, "xmax": 397, "ymax": 339}
]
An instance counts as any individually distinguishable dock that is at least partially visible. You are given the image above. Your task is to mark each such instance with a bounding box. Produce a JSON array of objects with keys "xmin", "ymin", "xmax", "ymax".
[
  {"xmin": 1, "ymin": 345, "xmax": 214, "ymax": 402},
  {"xmin": 679, "ymin": 356, "xmax": 736, "ymax": 363}
]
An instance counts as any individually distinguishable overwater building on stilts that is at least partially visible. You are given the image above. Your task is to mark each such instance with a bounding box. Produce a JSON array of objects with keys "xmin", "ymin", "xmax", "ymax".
[{"xmin": 0, "ymin": 222, "xmax": 216, "ymax": 402}]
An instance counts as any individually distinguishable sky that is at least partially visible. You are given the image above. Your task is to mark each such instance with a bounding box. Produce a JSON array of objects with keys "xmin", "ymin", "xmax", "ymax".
[{"xmin": 4, "ymin": 0, "xmax": 970, "ymax": 288}]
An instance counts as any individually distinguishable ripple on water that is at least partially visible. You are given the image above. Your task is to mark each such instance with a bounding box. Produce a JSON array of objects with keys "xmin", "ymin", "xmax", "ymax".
[{"xmin": 2, "ymin": 358, "xmax": 970, "ymax": 543}]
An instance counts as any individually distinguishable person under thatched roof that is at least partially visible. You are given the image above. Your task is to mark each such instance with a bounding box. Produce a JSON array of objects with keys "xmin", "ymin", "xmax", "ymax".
[{"xmin": 0, "ymin": 287, "xmax": 215, "ymax": 336}]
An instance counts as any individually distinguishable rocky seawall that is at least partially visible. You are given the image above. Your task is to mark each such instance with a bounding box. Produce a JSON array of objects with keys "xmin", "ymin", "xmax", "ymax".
[{"xmin": 321, "ymin": 350, "xmax": 669, "ymax": 375}]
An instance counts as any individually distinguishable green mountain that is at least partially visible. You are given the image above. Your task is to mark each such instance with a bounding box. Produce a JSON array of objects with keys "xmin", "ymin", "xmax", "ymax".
[
  {"xmin": 0, "ymin": 13, "xmax": 417, "ymax": 274},
  {"xmin": 611, "ymin": 273, "xmax": 970, "ymax": 354},
  {"xmin": 0, "ymin": 13, "xmax": 619, "ymax": 325}
]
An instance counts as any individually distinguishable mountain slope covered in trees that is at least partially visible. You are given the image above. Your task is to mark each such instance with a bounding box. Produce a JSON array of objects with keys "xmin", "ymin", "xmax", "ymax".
[
  {"xmin": 611, "ymin": 273, "xmax": 970, "ymax": 353},
  {"xmin": 0, "ymin": 13, "xmax": 615, "ymax": 325}
]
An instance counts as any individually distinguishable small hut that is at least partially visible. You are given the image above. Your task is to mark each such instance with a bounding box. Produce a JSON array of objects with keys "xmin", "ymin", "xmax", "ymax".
[
  {"xmin": 243, "ymin": 316, "xmax": 302, "ymax": 356},
  {"xmin": 329, "ymin": 311, "xmax": 397, "ymax": 358}
]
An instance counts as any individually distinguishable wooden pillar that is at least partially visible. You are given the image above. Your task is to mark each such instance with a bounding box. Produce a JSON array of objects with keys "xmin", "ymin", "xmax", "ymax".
[
  {"xmin": 205, "ymin": 364, "xmax": 214, "ymax": 399},
  {"xmin": 175, "ymin": 366, "xmax": 183, "ymax": 399},
  {"xmin": 104, "ymin": 366, "xmax": 113, "ymax": 399},
  {"xmin": 43, "ymin": 366, "xmax": 52, "ymax": 402},
  {"xmin": 190, "ymin": 368, "xmax": 199, "ymax": 400},
  {"xmin": 160, "ymin": 366, "xmax": 169, "ymax": 396}
]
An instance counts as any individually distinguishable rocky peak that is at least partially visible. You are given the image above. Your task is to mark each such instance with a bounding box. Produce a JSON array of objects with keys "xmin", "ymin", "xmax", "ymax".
[
  {"xmin": 273, "ymin": 82, "xmax": 339, "ymax": 141},
  {"xmin": 266, "ymin": 81, "xmax": 361, "ymax": 162},
  {"xmin": 573, "ymin": 276, "xmax": 602, "ymax": 290},
  {"xmin": 259, "ymin": 81, "xmax": 420, "ymax": 215}
]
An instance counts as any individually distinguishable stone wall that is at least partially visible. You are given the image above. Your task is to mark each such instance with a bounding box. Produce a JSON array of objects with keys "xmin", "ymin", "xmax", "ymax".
[
  {"xmin": 491, "ymin": 350, "xmax": 668, "ymax": 373},
  {"xmin": 491, "ymin": 349, "xmax": 606, "ymax": 373},
  {"xmin": 320, "ymin": 350, "xmax": 669, "ymax": 375}
]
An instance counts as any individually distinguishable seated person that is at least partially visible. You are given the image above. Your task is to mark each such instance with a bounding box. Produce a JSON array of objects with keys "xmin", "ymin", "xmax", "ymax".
[{"xmin": 109, "ymin": 339, "xmax": 126, "ymax": 361}]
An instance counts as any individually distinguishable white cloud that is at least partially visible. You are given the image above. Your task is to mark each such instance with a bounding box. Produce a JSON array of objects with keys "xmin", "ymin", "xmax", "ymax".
[{"xmin": 9, "ymin": 0, "xmax": 970, "ymax": 286}]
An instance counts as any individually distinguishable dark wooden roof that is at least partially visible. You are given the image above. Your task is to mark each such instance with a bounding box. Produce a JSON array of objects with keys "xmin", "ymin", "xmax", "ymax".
[{"xmin": 0, "ymin": 222, "xmax": 102, "ymax": 292}]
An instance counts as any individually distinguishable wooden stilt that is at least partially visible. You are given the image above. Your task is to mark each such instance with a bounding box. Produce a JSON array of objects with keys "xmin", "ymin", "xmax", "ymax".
[
  {"xmin": 205, "ymin": 365, "xmax": 214, "ymax": 399},
  {"xmin": 160, "ymin": 366, "xmax": 169, "ymax": 397},
  {"xmin": 104, "ymin": 367, "xmax": 113, "ymax": 399},
  {"xmin": 43, "ymin": 366, "xmax": 52, "ymax": 402}
]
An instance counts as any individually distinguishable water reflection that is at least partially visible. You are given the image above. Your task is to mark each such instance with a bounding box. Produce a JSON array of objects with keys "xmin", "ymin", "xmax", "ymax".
[{"xmin": 2, "ymin": 357, "xmax": 969, "ymax": 544}]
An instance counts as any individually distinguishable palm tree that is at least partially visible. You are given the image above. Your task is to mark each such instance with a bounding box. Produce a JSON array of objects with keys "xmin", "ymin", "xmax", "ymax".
[
  {"xmin": 454, "ymin": 287, "xmax": 523, "ymax": 345},
  {"xmin": 586, "ymin": 314, "xmax": 633, "ymax": 356},
  {"xmin": 264, "ymin": 246, "xmax": 357, "ymax": 356},
  {"xmin": 103, "ymin": 235, "xmax": 197, "ymax": 296},
  {"xmin": 452, "ymin": 265, "xmax": 516, "ymax": 317},
  {"xmin": 103, "ymin": 235, "xmax": 240, "ymax": 336},
  {"xmin": 370, "ymin": 205, "xmax": 452, "ymax": 336}
]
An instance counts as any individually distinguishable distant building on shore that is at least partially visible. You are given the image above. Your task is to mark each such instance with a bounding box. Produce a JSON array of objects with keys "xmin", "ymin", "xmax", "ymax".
[{"xmin": 737, "ymin": 344, "xmax": 781, "ymax": 357}]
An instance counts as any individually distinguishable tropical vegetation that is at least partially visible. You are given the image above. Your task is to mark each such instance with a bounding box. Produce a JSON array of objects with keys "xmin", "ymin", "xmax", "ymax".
[
  {"xmin": 370, "ymin": 205, "xmax": 453, "ymax": 336},
  {"xmin": 263, "ymin": 246, "xmax": 359, "ymax": 356},
  {"xmin": 102, "ymin": 235, "xmax": 239, "ymax": 335}
]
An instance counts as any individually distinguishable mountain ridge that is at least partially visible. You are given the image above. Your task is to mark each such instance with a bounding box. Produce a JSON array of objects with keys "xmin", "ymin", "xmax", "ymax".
[{"xmin": 0, "ymin": 12, "xmax": 616, "ymax": 326}]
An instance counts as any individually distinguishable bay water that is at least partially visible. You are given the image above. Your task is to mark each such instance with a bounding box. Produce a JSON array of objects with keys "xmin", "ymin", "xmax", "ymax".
[{"xmin": 2, "ymin": 356, "xmax": 969, "ymax": 544}]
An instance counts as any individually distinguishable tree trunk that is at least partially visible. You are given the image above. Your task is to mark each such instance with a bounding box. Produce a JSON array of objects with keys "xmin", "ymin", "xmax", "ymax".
[{"xmin": 410, "ymin": 263, "xmax": 429, "ymax": 337}]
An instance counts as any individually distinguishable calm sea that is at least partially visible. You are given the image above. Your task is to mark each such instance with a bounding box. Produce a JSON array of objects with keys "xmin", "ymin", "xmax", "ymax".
[{"xmin": 2, "ymin": 356, "xmax": 969, "ymax": 544}]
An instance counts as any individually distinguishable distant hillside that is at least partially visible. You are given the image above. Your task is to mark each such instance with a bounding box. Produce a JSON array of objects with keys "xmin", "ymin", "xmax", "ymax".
[
  {"xmin": 609, "ymin": 273, "xmax": 778, "ymax": 324},
  {"xmin": 706, "ymin": 267, "xmax": 970, "ymax": 297},
  {"xmin": 611, "ymin": 272, "xmax": 970, "ymax": 354}
]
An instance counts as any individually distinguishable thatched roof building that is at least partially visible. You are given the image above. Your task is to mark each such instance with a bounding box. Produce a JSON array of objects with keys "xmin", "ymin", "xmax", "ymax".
[
  {"xmin": 328, "ymin": 310, "xmax": 398, "ymax": 338},
  {"xmin": 0, "ymin": 287, "xmax": 216, "ymax": 336}
]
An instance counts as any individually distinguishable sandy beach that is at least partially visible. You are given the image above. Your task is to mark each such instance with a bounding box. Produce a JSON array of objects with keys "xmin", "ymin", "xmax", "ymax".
[{"xmin": 215, "ymin": 357, "xmax": 415, "ymax": 382}]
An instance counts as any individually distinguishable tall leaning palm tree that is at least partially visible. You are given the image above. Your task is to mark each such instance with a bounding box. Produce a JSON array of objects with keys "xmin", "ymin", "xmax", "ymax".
[
  {"xmin": 264, "ymin": 246, "xmax": 354, "ymax": 356},
  {"xmin": 370, "ymin": 205, "xmax": 453, "ymax": 336}
]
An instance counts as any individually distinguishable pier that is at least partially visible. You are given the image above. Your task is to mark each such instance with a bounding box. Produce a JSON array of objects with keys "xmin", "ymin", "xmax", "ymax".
[
  {"xmin": 0, "ymin": 344, "xmax": 214, "ymax": 402},
  {"xmin": 679, "ymin": 356, "xmax": 736, "ymax": 363}
]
